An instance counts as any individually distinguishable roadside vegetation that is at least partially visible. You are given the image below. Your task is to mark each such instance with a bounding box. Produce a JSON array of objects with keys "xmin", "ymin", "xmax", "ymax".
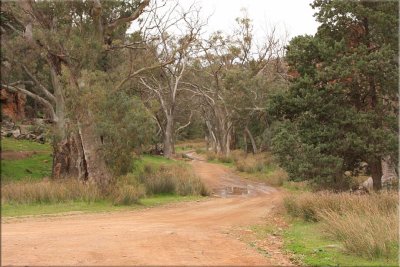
[
  {"xmin": 1, "ymin": 138, "xmax": 208, "ymax": 217},
  {"xmin": 205, "ymin": 150, "xmax": 288, "ymax": 186},
  {"xmin": 204, "ymin": 150, "xmax": 398, "ymax": 266},
  {"xmin": 284, "ymin": 191, "xmax": 398, "ymax": 261},
  {"xmin": 1, "ymin": 0, "xmax": 398, "ymax": 266}
]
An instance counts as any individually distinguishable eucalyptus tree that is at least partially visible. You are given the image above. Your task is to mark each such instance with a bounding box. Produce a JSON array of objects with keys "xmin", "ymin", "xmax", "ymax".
[
  {"xmin": 136, "ymin": 1, "xmax": 204, "ymax": 158},
  {"xmin": 0, "ymin": 0, "xmax": 162, "ymax": 189},
  {"xmin": 186, "ymin": 14, "xmax": 285, "ymax": 156}
]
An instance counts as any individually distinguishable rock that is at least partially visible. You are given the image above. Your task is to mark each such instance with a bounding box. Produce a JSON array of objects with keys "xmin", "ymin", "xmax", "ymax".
[
  {"xmin": 26, "ymin": 133, "xmax": 36, "ymax": 140},
  {"xmin": 12, "ymin": 129, "xmax": 21, "ymax": 138},
  {"xmin": 19, "ymin": 124, "xmax": 32, "ymax": 135},
  {"xmin": 16, "ymin": 134, "xmax": 26, "ymax": 140}
]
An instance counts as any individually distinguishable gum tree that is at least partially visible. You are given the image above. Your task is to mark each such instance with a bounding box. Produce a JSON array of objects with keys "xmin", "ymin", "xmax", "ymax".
[{"xmin": 1, "ymin": 0, "xmax": 156, "ymax": 189}]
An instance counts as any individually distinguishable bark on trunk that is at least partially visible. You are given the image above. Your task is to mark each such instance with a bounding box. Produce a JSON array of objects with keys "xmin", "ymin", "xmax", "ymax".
[
  {"xmin": 163, "ymin": 115, "xmax": 174, "ymax": 158},
  {"xmin": 52, "ymin": 123, "xmax": 111, "ymax": 189},
  {"xmin": 381, "ymin": 155, "xmax": 398, "ymax": 189},
  {"xmin": 78, "ymin": 120, "xmax": 112, "ymax": 190},
  {"xmin": 370, "ymin": 158, "xmax": 382, "ymax": 191},
  {"xmin": 243, "ymin": 131, "xmax": 248, "ymax": 154},
  {"xmin": 213, "ymin": 107, "xmax": 231, "ymax": 157},
  {"xmin": 52, "ymin": 132, "xmax": 88, "ymax": 181},
  {"xmin": 245, "ymin": 126, "xmax": 258, "ymax": 154}
]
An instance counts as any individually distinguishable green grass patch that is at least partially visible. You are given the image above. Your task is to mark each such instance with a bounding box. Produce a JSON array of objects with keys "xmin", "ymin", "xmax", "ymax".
[
  {"xmin": 284, "ymin": 220, "xmax": 398, "ymax": 267},
  {"xmin": 1, "ymin": 137, "xmax": 51, "ymax": 152},
  {"xmin": 2, "ymin": 194, "xmax": 204, "ymax": 217},
  {"xmin": 132, "ymin": 154, "xmax": 181, "ymax": 174},
  {"xmin": 282, "ymin": 181, "xmax": 312, "ymax": 192},
  {"xmin": 1, "ymin": 153, "xmax": 52, "ymax": 181}
]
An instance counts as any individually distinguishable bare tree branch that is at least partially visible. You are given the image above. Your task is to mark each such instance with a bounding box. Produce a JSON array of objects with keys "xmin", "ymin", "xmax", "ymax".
[
  {"xmin": 22, "ymin": 65, "xmax": 56, "ymax": 104},
  {"xmin": 114, "ymin": 59, "xmax": 174, "ymax": 92},
  {"xmin": 106, "ymin": 0, "xmax": 150, "ymax": 32},
  {"xmin": 175, "ymin": 110, "xmax": 193, "ymax": 134}
]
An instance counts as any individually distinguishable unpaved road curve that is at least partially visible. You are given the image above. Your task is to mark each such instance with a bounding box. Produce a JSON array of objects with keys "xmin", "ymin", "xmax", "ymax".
[{"xmin": 2, "ymin": 154, "xmax": 290, "ymax": 266}]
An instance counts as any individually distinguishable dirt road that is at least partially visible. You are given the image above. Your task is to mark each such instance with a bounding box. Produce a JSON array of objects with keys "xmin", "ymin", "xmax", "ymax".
[{"xmin": 1, "ymin": 154, "xmax": 290, "ymax": 266}]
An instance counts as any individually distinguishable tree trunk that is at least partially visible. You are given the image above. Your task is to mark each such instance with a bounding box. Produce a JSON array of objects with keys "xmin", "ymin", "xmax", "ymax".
[
  {"xmin": 52, "ymin": 131, "xmax": 88, "ymax": 181},
  {"xmin": 163, "ymin": 115, "xmax": 174, "ymax": 158},
  {"xmin": 78, "ymin": 119, "xmax": 112, "ymax": 190},
  {"xmin": 381, "ymin": 155, "xmax": 398, "ymax": 189},
  {"xmin": 245, "ymin": 126, "xmax": 258, "ymax": 154},
  {"xmin": 370, "ymin": 158, "xmax": 382, "ymax": 191},
  {"xmin": 205, "ymin": 135, "xmax": 209, "ymax": 151},
  {"xmin": 205, "ymin": 120, "xmax": 217, "ymax": 153},
  {"xmin": 243, "ymin": 131, "xmax": 248, "ymax": 154}
]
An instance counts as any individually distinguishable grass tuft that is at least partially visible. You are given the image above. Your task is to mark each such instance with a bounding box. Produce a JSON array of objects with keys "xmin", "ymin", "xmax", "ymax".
[
  {"xmin": 284, "ymin": 191, "xmax": 399, "ymax": 259},
  {"xmin": 1, "ymin": 179, "xmax": 101, "ymax": 205},
  {"xmin": 137, "ymin": 164, "xmax": 209, "ymax": 196}
]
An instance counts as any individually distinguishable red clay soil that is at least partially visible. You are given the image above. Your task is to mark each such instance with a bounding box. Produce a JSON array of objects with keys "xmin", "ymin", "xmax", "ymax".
[{"xmin": 1, "ymin": 153, "xmax": 292, "ymax": 266}]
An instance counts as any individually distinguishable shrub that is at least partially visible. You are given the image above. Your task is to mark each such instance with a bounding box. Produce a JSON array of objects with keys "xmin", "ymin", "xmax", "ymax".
[
  {"xmin": 320, "ymin": 209, "xmax": 398, "ymax": 259},
  {"xmin": 195, "ymin": 148, "xmax": 205, "ymax": 154},
  {"xmin": 234, "ymin": 152, "xmax": 272, "ymax": 173},
  {"xmin": 205, "ymin": 151, "xmax": 234, "ymax": 164},
  {"xmin": 265, "ymin": 168, "xmax": 288, "ymax": 186},
  {"xmin": 284, "ymin": 191, "xmax": 398, "ymax": 222},
  {"xmin": 206, "ymin": 151, "xmax": 216, "ymax": 161},
  {"xmin": 140, "ymin": 166, "xmax": 176, "ymax": 195},
  {"xmin": 138, "ymin": 164, "xmax": 209, "ymax": 196},
  {"xmin": 217, "ymin": 154, "xmax": 233, "ymax": 164},
  {"xmin": 284, "ymin": 191, "xmax": 399, "ymax": 259},
  {"xmin": 173, "ymin": 167, "xmax": 209, "ymax": 196},
  {"xmin": 111, "ymin": 184, "xmax": 146, "ymax": 205}
]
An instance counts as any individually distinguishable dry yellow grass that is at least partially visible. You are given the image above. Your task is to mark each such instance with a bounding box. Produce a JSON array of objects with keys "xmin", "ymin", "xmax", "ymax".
[
  {"xmin": 284, "ymin": 191, "xmax": 399, "ymax": 259},
  {"xmin": 110, "ymin": 184, "xmax": 146, "ymax": 205},
  {"xmin": 138, "ymin": 164, "xmax": 210, "ymax": 196},
  {"xmin": 1, "ymin": 179, "xmax": 102, "ymax": 205}
]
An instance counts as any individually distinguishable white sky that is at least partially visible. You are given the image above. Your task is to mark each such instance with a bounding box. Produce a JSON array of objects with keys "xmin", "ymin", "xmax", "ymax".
[
  {"xmin": 179, "ymin": 0, "xmax": 319, "ymax": 41},
  {"xmin": 130, "ymin": 0, "xmax": 320, "ymax": 44}
]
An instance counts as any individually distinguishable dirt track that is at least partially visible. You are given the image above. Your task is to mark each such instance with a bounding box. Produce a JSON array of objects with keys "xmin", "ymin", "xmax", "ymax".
[{"xmin": 1, "ymin": 153, "xmax": 290, "ymax": 266}]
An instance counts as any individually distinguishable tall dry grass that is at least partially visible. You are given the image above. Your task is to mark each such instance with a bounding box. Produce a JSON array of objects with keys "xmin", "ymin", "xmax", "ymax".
[
  {"xmin": 1, "ymin": 178, "xmax": 147, "ymax": 206},
  {"xmin": 205, "ymin": 151, "xmax": 234, "ymax": 163},
  {"xmin": 284, "ymin": 191, "xmax": 399, "ymax": 259},
  {"xmin": 1, "ymin": 179, "xmax": 102, "ymax": 205},
  {"xmin": 137, "ymin": 164, "xmax": 209, "ymax": 196},
  {"xmin": 232, "ymin": 151, "xmax": 288, "ymax": 186},
  {"xmin": 2, "ymin": 163, "xmax": 209, "ymax": 206},
  {"xmin": 233, "ymin": 151, "xmax": 267, "ymax": 173},
  {"xmin": 110, "ymin": 184, "xmax": 146, "ymax": 205}
]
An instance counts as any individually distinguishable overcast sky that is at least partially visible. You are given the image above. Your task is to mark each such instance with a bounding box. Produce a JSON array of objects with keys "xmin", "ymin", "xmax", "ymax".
[
  {"xmin": 130, "ymin": 0, "xmax": 320, "ymax": 44},
  {"xmin": 179, "ymin": 0, "xmax": 320, "ymax": 41}
]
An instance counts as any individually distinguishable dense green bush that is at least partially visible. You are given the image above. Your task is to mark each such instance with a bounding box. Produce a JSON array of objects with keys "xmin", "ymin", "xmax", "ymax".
[{"xmin": 94, "ymin": 91, "xmax": 155, "ymax": 176}]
